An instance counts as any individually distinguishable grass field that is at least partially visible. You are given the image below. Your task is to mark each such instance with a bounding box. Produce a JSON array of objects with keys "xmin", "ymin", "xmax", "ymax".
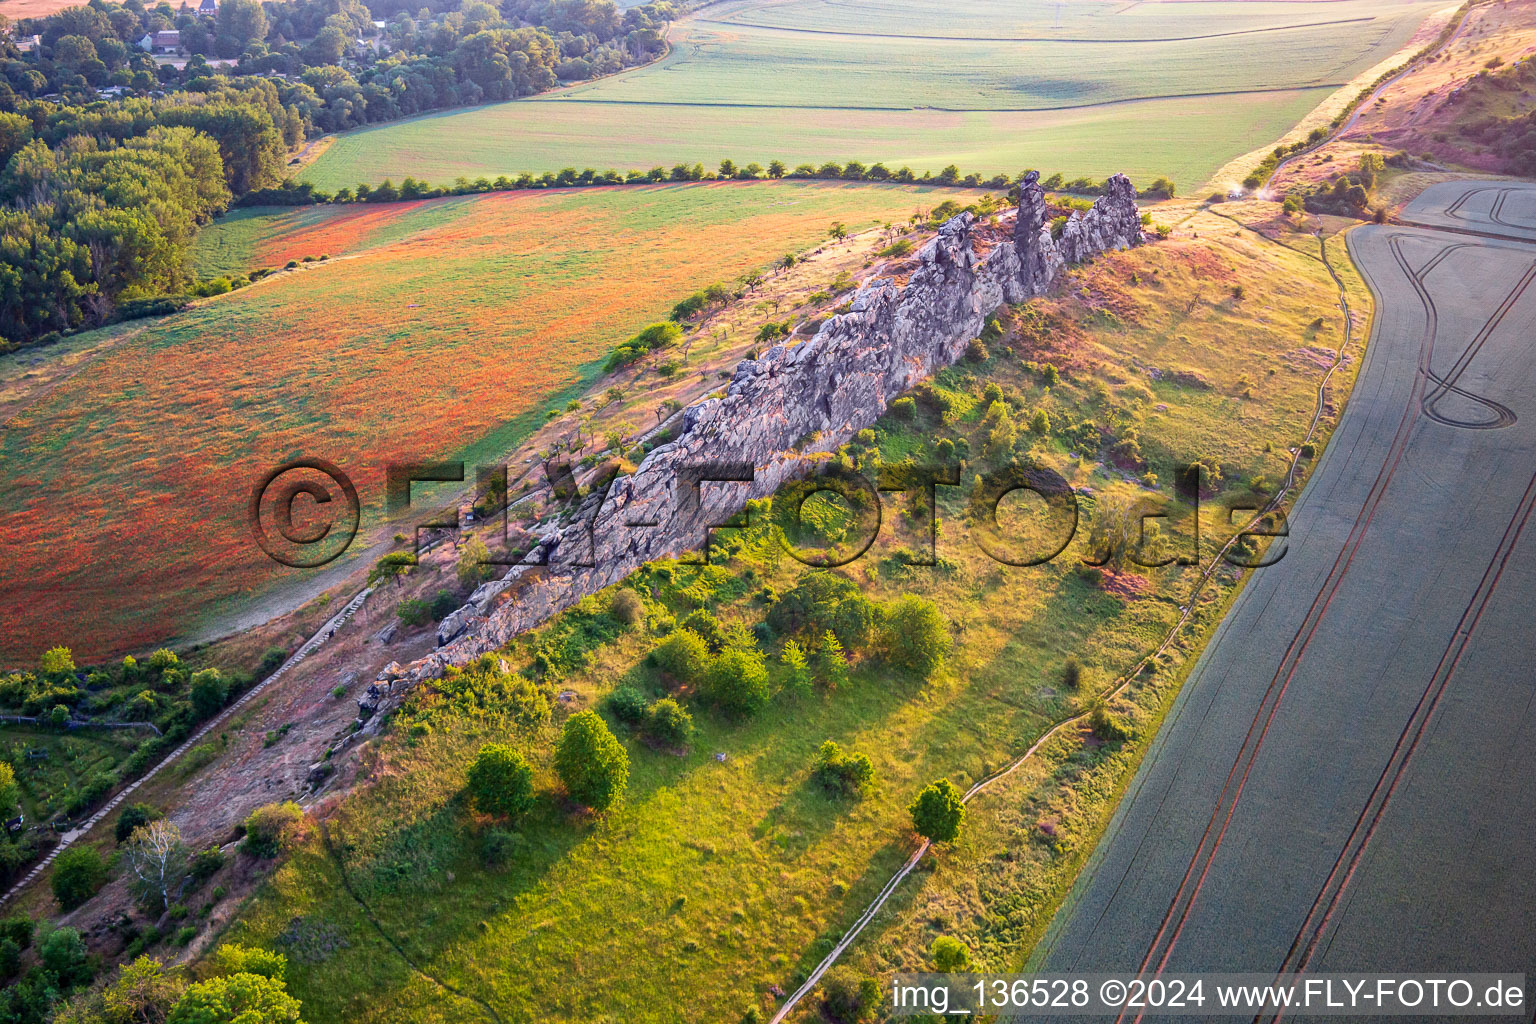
[
  {"xmin": 0, "ymin": 182, "xmax": 978, "ymax": 665},
  {"xmin": 222, "ymin": 204, "xmax": 1369, "ymax": 1023},
  {"xmin": 300, "ymin": 0, "xmax": 1444, "ymax": 194}
]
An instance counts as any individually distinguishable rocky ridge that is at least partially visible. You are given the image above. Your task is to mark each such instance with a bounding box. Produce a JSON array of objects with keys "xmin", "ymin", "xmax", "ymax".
[{"xmin": 356, "ymin": 172, "xmax": 1144, "ymax": 726}]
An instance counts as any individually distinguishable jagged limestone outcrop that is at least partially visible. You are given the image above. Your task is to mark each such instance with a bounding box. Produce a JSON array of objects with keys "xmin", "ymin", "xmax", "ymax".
[{"xmin": 358, "ymin": 172, "xmax": 1144, "ymax": 724}]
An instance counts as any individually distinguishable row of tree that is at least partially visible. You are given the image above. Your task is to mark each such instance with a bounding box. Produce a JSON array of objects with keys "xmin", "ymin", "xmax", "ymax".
[{"xmin": 256, "ymin": 161, "xmax": 1175, "ymax": 209}]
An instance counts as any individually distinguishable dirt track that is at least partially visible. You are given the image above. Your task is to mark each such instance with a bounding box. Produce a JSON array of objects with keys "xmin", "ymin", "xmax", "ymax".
[{"xmin": 1031, "ymin": 182, "xmax": 1536, "ymax": 1015}]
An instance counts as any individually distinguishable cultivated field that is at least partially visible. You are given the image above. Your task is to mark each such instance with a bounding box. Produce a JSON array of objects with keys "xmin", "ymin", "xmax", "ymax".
[
  {"xmin": 300, "ymin": 0, "xmax": 1444, "ymax": 194},
  {"xmin": 0, "ymin": 0, "xmax": 81, "ymax": 17},
  {"xmin": 222, "ymin": 203, "xmax": 1368, "ymax": 1023},
  {"xmin": 1039, "ymin": 183, "xmax": 1536, "ymax": 988},
  {"xmin": 0, "ymin": 182, "xmax": 977, "ymax": 664}
]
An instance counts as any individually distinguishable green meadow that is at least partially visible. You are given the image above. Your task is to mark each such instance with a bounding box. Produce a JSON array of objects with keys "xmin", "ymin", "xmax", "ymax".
[{"xmin": 300, "ymin": 0, "xmax": 1442, "ymax": 193}]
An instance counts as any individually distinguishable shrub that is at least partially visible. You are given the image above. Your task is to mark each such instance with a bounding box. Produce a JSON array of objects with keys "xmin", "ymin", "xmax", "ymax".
[
  {"xmin": 241, "ymin": 802, "xmax": 303, "ymax": 858},
  {"xmin": 396, "ymin": 598, "xmax": 431, "ymax": 627},
  {"xmin": 768, "ymin": 573, "xmax": 878, "ymax": 651},
  {"xmin": 1299, "ymin": 442, "xmax": 1316, "ymax": 459},
  {"xmin": 1088, "ymin": 698, "xmax": 1133, "ymax": 742},
  {"xmin": 116, "ymin": 802, "xmax": 163, "ymax": 843},
  {"xmin": 212, "ymin": 943, "xmax": 287, "ymax": 980},
  {"xmin": 168, "ymin": 971, "xmax": 301, "ymax": 1024},
  {"xmin": 813, "ymin": 741, "xmax": 874, "ymax": 796},
  {"xmin": 38, "ymin": 926, "xmax": 93, "ymax": 988},
  {"xmin": 931, "ymin": 935, "xmax": 972, "ymax": 971},
  {"xmin": 429, "ymin": 589, "xmax": 460, "ymax": 620},
  {"xmin": 965, "ymin": 338, "xmax": 988, "ymax": 362},
  {"xmin": 466, "ymin": 744, "xmax": 535, "ymax": 820},
  {"xmin": 680, "ymin": 609, "xmax": 725, "ymax": 651},
  {"xmin": 651, "ymin": 629, "xmax": 710, "ymax": 685},
  {"xmin": 189, "ymin": 669, "xmax": 227, "ymax": 719},
  {"xmin": 878, "ymin": 595, "xmax": 951, "ymax": 678},
  {"xmin": 554, "ymin": 710, "xmax": 630, "ymax": 811},
  {"xmin": 52, "ymin": 845, "xmax": 107, "ymax": 910},
  {"xmin": 889, "ymin": 396, "xmax": 916, "ymax": 419},
  {"xmin": 820, "ymin": 966, "xmax": 880, "ymax": 1023},
  {"xmin": 609, "ymin": 589, "xmax": 644, "ymax": 627},
  {"xmin": 101, "ymin": 955, "xmax": 186, "ymax": 1022},
  {"xmin": 909, "ymin": 778, "xmax": 965, "ymax": 843},
  {"xmin": 39, "ymin": 646, "xmax": 75, "ymax": 675},
  {"xmin": 645, "ymin": 698, "xmax": 694, "ymax": 748},
  {"xmin": 780, "ymin": 638, "xmax": 812, "ymax": 699},
  {"xmin": 606, "ymin": 685, "xmax": 650, "ymax": 725},
  {"xmin": 0, "ymin": 914, "xmax": 33, "ymax": 950},
  {"xmin": 190, "ymin": 845, "xmax": 225, "ymax": 883},
  {"xmin": 702, "ymin": 648, "xmax": 771, "ymax": 717}
]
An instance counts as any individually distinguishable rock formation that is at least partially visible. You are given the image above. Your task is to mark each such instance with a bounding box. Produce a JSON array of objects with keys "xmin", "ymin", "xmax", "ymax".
[{"xmin": 358, "ymin": 173, "xmax": 1144, "ymax": 724}]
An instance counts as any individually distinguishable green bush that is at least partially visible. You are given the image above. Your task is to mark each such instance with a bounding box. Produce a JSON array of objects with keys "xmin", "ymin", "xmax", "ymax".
[
  {"xmin": 190, "ymin": 845, "xmax": 225, "ymax": 883},
  {"xmin": 211, "ymin": 943, "xmax": 287, "ymax": 980},
  {"xmin": 189, "ymin": 668, "xmax": 228, "ymax": 719},
  {"xmin": 651, "ymin": 629, "xmax": 710, "ymax": 684},
  {"xmin": 820, "ymin": 966, "xmax": 880, "ymax": 1023},
  {"xmin": 645, "ymin": 698, "xmax": 694, "ymax": 748},
  {"xmin": 241, "ymin": 802, "xmax": 303, "ymax": 858},
  {"xmin": 680, "ymin": 609, "xmax": 725, "ymax": 651},
  {"xmin": 909, "ymin": 778, "xmax": 965, "ymax": 843},
  {"xmin": 429, "ymin": 589, "xmax": 460, "ymax": 620},
  {"xmin": 168, "ymin": 971, "xmax": 301, "ymax": 1024},
  {"xmin": 554, "ymin": 710, "xmax": 630, "ymax": 811},
  {"xmin": 38, "ymin": 926, "xmax": 93, "ymax": 988},
  {"xmin": 931, "ymin": 935, "xmax": 972, "ymax": 971},
  {"xmin": 702, "ymin": 648, "xmax": 771, "ymax": 718},
  {"xmin": 466, "ymin": 744, "xmax": 535, "ymax": 820},
  {"xmin": 813, "ymin": 740, "xmax": 874, "ymax": 796},
  {"xmin": 878, "ymin": 595, "xmax": 951, "ymax": 678},
  {"xmin": 1063, "ymin": 657, "xmax": 1082, "ymax": 690},
  {"xmin": 606, "ymin": 685, "xmax": 650, "ymax": 725},
  {"xmin": 0, "ymin": 914, "xmax": 34, "ymax": 950},
  {"xmin": 609, "ymin": 588, "xmax": 644, "ymax": 627},
  {"xmin": 396, "ymin": 598, "xmax": 431, "ymax": 627},
  {"xmin": 52, "ymin": 845, "xmax": 107, "ymax": 910},
  {"xmin": 115, "ymin": 802, "xmax": 163, "ymax": 843}
]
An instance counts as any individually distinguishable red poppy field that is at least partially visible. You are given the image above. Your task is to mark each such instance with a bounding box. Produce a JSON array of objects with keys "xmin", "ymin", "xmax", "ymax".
[{"xmin": 0, "ymin": 181, "xmax": 973, "ymax": 663}]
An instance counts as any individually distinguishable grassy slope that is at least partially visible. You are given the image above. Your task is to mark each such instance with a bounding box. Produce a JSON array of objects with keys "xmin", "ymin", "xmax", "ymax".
[
  {"xmin": 299, "ymin": 0, "xmax": 1441, "ymax": 194},
  {"xmin": 0, "ymin": 182, "xmax": 972, "ymax": 664},
  {"xmin": 223, "ymin": 201, "xmax": 1368, "ymax": 1024}
]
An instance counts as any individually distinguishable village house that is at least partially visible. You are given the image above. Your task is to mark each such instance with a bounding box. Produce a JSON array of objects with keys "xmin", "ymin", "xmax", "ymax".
[{"xmin": 139, "ymin": 29, "xmax": 182, "ymax": 53}]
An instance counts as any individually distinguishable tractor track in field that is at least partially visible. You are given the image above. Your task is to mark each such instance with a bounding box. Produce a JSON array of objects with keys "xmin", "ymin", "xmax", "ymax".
[
  {"xmin": 1238, "ymin": 227, "xmax": 1536, "ymax": 1022},
  {"xmin": 765, "ymin": 228, "xmax": 1359, "ymax": 1024},
  {"xmin": 1113, "ymin": 226, "xmax": 1525, "ymax": 1020}
]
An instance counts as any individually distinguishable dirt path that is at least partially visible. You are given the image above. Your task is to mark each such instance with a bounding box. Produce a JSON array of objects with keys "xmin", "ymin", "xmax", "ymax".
[
  {"xmin": 0, "ymin": 587, "xmax": 374, "ymax": 908},
  {"xmin": 766, "ymin": 228, "xmax": 1360, "ymax": 1024}
]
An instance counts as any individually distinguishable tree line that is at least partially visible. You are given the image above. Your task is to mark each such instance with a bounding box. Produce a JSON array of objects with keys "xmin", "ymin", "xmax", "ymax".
[{"xmin": 254, "ymin": 159, "xmax": 1177, "ymax": 207}]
